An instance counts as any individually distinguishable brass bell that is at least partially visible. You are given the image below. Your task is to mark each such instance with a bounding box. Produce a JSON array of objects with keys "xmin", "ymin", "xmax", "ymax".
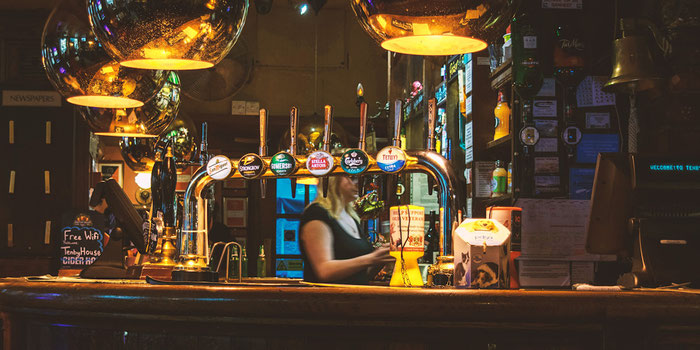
[{"xmin": 603, "ymin": 19, "xmax": 667, "ymax": 94}]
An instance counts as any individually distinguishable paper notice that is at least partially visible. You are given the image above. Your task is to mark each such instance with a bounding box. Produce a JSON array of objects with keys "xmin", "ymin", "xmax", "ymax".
[{"xmin": 475, "ymin": 161, "xmax": 496, "ymax": 198}]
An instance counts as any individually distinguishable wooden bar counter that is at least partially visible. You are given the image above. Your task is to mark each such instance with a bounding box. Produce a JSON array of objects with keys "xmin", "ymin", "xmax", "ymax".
[{"xmin": 1, "ymin": 278, "xmax": 700, "ymax": 349}]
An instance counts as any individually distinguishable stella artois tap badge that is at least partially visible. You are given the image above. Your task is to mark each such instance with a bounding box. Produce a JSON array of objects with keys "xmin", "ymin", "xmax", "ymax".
[{"xmin": 306, "ymin": 150, "xmax": 334, "ymax": 176}]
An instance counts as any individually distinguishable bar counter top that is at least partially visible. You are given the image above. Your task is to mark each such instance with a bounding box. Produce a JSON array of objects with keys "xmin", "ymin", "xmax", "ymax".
[{"xmin": 2, "ymin": 278, "xmax": 700, "ymax": 349}]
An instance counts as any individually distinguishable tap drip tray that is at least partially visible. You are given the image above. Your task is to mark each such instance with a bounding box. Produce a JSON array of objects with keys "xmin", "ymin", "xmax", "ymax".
[
  {"xmin": 170, "ymin": 270, "xmax": 219, "ymax": 282},
  {"xmin": 147, "ymin": 276, "xmax": 310, "ymax": 287}
]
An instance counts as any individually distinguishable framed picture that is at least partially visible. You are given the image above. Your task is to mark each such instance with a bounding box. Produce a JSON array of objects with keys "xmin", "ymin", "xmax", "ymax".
[
  {"xmin": 224, "ymin": 178, "xmax": 247, "ymax": 189},
  {"xmin": 98, "ymin": 162, "xmax": 124, "ymax": 187},
  {"xmin": 223, "ymin": 197, "xmax": 247, "ymax": 228}
]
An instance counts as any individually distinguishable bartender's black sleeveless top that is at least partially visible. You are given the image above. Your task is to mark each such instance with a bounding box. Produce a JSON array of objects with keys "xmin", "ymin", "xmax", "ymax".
[{"xmin": 299, "ymin": 203, "xmax": 373, "ymax": 285}]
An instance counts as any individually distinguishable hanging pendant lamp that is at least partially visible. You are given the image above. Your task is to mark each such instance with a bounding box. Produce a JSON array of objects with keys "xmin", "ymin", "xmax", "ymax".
[
  {"xmin": 87, "ymin": 0, "xmax": 249, "ymax": 70},
  {"xmin": 350, "ymin": 0, "xmax": 518, "ymax": 56},
  {"xmin": 120, "ymin": 111, "xmax": 199, "ymax": 173},
  {"xmin": 41, "ymin": 0, "xmax": 167, "ymax": 108},
  {"xmin": 79, "ymin": 71, "xmax": 181, "ymax": 137}
]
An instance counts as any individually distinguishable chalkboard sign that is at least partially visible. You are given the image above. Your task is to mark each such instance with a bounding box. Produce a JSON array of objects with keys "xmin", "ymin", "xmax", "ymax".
[{"xmin": 59, "ymin": 211, "xmax": 109, "ymax": 269}]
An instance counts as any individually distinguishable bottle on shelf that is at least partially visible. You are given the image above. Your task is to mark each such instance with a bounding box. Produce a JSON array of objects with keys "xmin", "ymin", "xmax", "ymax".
[
  {"xmin": 494, "ymin": 91, "xmax": 511, "ymax": 140},
  {"xmin": 160, "ymin": 145, "xmax": 178, "ymax": 227},
  {"xmin": 228, "ymin": 247, "xmax": 240, "ymax": 279},
  {"xmin": 507, "ymin": 162, "xmax": 513, "ymax": 194},
  {"xmin": 257, "ymin": 245, "xmax": 266, "ymax": 277},
  {"xmin": 421, "ymin": 211, "xmax": 439, "ymax": 265},
  {"xmin": 492, "ymin": 160, "xmax": 508, "ymax": 197},
  {"xmin": 148, "ymin": 150, "xmax": 163, "ymax": 253},
  {"xmin": 511, "ymin": 7, "xmax": 543, "ymax": 99}
]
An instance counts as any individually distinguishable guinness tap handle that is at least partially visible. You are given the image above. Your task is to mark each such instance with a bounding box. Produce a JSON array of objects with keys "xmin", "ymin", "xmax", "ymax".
[
  {"xmin": 358, "ymin": 102, "xmax": 367, "ymax": 151},
  {"xmin": 290, "ymin": 107, "xmax": 298, "ymax": 156},
  {"xmin": 323, "ymin": 105, "xmax": 333, "ymax": 152},
  {"xmin": 393, "ymin": 100, "xmax": 402, "ymax": 147},
  {"xmin": 427, "ymin": 98, "xmax": 436, "ymax": 151}
]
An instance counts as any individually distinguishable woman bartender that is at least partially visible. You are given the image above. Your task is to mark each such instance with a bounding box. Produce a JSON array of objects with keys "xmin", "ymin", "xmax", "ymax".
[{"xmin": 300, "ymin": 176, "xmax": 393, "ymax": 284}]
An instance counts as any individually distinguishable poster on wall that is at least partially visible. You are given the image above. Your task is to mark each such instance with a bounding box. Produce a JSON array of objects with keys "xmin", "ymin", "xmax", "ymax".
[
  {"xmin": 223, "ymin": 197, "xmax": 247, "ymax": 228},
  {"xmin": 98, "ymin": 162, "xmax": 124, "ymax": 187}
]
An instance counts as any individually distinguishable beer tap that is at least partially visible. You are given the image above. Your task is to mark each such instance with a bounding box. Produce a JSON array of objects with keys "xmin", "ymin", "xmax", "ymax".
[
  {"xmin": 321, "ymin": 105, "xmax": 334, "ymax": 197},
  {"xmin": 427, "ymin": 98, "xmax": 437, "ymax": 196},
  {"xmin": 270, "ymin": 107, "xmax": 300, "ymax": 197},
  {"xmin": 340, "ymin": 101, "xmax": 370, "ymax": 193},
  {"xmin": 259, "ymin": 109, "xmax": 268, "ymax": 199},
  {"xmin": 199, "ymin": 122, "xmax": 209, "ymax": 165}
]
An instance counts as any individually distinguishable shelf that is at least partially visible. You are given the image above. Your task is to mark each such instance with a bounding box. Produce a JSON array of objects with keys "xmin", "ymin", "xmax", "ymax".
[
  {"xmin": 486, "ymin": 135, "xmax": 512, "ymax": 151},
  {"xmin": 489, "ymin": 59, "xmax": 512, "ymax": 91},
  {"xmin": 483, "ymin": 194, "xmax": 515, "ymax": 207}
]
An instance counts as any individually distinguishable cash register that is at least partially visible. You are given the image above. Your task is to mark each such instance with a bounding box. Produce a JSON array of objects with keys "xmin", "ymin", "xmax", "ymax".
[{"xmin": 586, "ymin": 153, "xmax": 700, "ymax": 288}]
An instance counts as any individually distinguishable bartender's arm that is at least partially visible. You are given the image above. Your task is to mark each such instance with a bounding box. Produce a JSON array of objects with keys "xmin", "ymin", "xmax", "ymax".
[{"xmin": 301, "ymin": 220, "xmax": 393, "ymax": 282}]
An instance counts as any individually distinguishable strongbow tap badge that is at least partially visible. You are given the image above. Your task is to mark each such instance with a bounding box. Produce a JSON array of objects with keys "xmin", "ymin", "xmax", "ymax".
[{"xmin": 238, "ymin": 154, "xmax": 266, "ymax": 179}]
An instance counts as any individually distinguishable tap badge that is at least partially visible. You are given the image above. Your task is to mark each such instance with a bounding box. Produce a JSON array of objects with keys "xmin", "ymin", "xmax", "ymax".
[
  {"xmin": 270, "ymin": 152, "xmax": 297, "ymax": 176},
  {"xmin": 306, "ymin": 150, "xmax": 334, "ymax": 176},
  {"xmin": 207, "ymin": 155, "xmax": 233, "ymax": 180},
  {"xmin": 376, "ymin": 146, "xmax": 406, "ymax": 173},
  {"xmin": 341, "ymin": 149, "xmax": 369, "ymax": 175},
  {"xmin": 238, "ymin": 153, "xmax": 266, "ymax": 179}
]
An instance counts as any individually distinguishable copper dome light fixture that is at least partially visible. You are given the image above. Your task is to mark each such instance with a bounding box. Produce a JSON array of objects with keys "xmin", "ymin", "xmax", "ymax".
[
  {"xmin": 350, "ymin": 0, "xmax": 518, "ymax": 56},
  {"xmin": 87, "ymin": 0, "xmax": 249, "ymax": 70}
]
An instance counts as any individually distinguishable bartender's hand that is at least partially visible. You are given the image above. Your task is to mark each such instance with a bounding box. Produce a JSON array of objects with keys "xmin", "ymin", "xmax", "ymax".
[{"xmin": 367, "ymin": 244, "xmax": 394, "ymax": 265}]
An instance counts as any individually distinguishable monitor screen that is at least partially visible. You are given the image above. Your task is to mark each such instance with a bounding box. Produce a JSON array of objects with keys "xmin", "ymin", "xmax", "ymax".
[{"xmin": 585, "ymin": 153, "xmax": 632, "ymax": 255}]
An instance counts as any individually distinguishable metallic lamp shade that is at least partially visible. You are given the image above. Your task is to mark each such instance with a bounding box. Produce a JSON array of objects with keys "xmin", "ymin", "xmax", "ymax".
[
  {"xmin": 41, "ymin": 0, "xmax": 168, "ymax": 108},
  {"xmin": 87, "ymin": 0, "xmax": 249, "ymax": 70},
  {"xmin": 603, "ymin": 35, "xmax": 665, "ymax": 94},
  {"xmin": 119, "ymin": 111, "xmax": 198, "ymax": 173},
  {"xmin": 350, "ymin": 0, "xmax": 517, "ymax": 55},
  {"xmin": 78, "ymin": 71, "xmax": 181, "ymax": 137}
]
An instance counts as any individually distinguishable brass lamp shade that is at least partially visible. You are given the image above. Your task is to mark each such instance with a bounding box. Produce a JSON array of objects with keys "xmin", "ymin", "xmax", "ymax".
[
  {"xmin": 78, "ymin": 71, "xmax": 181, "ymax": 137},
  {"xmin": 603, "ymin": 35, "xmax": 665, "ymax": 94},
  {"xmin": 120, "ymin": 111, "xmax": 199, "ymax": 173},
  {"xmin": 350, "ymin": 0, "xmax": 517, "ymax": 55},
  {"xmin": 41, "ymin": 0, "xmax": 167, "ymax": 108},
  {"xmin": 87, "ymin": 0, "xmax": 249, "ymax": 70}
]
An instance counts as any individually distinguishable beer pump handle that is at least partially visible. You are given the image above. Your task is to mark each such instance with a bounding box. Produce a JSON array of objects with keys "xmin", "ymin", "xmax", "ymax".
[
  {"xmin": 322, "ymin": 105, "xmax": 333, "ymax": 198},
  {"xmin": 323, "ymin": 105, "xmax": 333, "ymax": 152},
  {"xmin": 200, "ymin": 122, "xmax": 209, "ymax": 165},
  {"xmin": 259, "ymin": 109, "xmax": 268, "ymax": 199},
  {"xmin": 290, "ymin": 106, "xmax": 298, "ymax": 197},
  {"xmin": 393, "ymin": 100, "xmax": 402, "ymax": 147},
  {"xmin": 290, "ymin": 107, "xmax": 298, "ymax": 156},
  {"xmin": 358, "ymin": 102, "xmax": 367, "ymax": 151},
  {"xmin": 427, "ymin": 98, "xmax": 436, "ymax": 151}
]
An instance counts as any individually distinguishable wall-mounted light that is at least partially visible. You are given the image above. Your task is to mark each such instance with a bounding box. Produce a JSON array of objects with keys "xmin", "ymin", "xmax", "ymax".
[
  {"xmin": 135, "ymin": 173, "xmax": 152, "ymax": 189},
  {"xmin": 79, "ymin": 71, "xmax": 181, "ymax": 137},
  {"xmin": 41, "ymin": 0, "xmax": 166, "ymax": 108},
  {"xmin": 350, "ymin": 0, "xmax": 517, "ymax": 56},
  {"xmin": 87, "ymin": 0, "xmax": 249, "ymax": 70}
]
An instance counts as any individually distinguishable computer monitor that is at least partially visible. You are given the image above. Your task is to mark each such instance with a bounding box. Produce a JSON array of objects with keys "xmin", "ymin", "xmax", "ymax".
[
  {"xmin": 80, "ymin": 179, "xmax": 146, "ymax": 278},
  {"xmin": 585, "ymin": 153, "xmax": 633, "ymax": 256}
]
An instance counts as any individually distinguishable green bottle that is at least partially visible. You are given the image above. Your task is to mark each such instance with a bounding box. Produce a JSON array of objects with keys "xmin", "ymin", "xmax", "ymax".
[
  {"xmin": 228, "ymin": 248, "xmax": 239, "ymax": 279},
  {"xmin": 257, "ymin": 245, "xmax": 266, "ymax": 277},
  {"xmin": 241, "ymin": 247, "xmax": 248, "ymax": 277}
]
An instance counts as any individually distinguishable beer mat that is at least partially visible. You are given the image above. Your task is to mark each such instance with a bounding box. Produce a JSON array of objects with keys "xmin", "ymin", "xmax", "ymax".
[
  {"xmin": 146, "ymin": 276, "xmax": 312, "ymax": 288},
  {"xmin": 21, "ymin": 275, "xmax": 146, "ymax": 284}
]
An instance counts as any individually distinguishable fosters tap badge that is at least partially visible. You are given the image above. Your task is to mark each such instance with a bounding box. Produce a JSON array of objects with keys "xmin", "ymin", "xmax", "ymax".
[
  {"xmin": 270, "ymin": 152, "xmax": 297, "ymax": 176},
  {"xmin": 238, "ymin": 154, "xmax": 266, "ymax": 179},
  {"xmin": 206, "ymin": 155, "xmax": 233, "ymax": 180},
  {"xmin": 341, "ymin": 149, "xmax": 369, "ymax": 175},
  {"xmin": 376, "ymin": 146, "xmax": 407, "ymax": 173},
  {"xmin": 306, "ymin": 151, "xmax": 334, "ymax": 176}
]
